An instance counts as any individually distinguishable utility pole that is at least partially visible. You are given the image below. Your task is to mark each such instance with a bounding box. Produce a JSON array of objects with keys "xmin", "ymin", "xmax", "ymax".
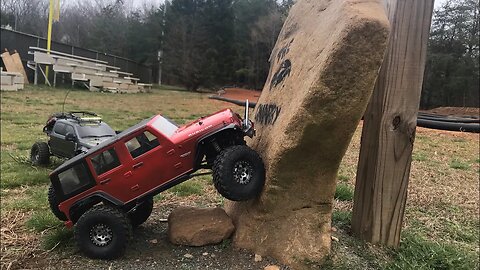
[
  {"xmin": 158, "ymin": 50, "xmax": 163, "ymax": 85},
  {"xmin": 158, "ymin": 3, "xmax": 167, "ymax": 86}
]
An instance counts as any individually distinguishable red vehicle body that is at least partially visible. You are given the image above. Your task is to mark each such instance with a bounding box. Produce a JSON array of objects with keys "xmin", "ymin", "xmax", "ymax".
[{"xmin": 47, "ymin": 106, "xmax": 264, "ymax": 259}]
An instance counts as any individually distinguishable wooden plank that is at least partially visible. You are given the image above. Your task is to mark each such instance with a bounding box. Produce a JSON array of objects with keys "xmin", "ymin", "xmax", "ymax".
[
  {"xmin": 1, "ymin": 51, "xmax": 17, "ymax": 73},
  {"xmin": 34, "ymin": 51, "xmax": 55, "ymax": 65},
  {"xmin": 351, "ymin": 0, "xmax": 434, "ymax": 247},
  {"xmin": 71, "ymin": 73, "xmax": 89, "ymax": 81},
  {"xmin": 29, "ymin": 46, "xmax": 108, "ymax": 64},
  {"xmin": 0, "ymin": 84, "xmax": 18, "ymax": 91},
  {"xmin": 1, "ymin": 75, "xmax": 13, "ymax": 85},
  {"xmin": 10, "ymin": 51, "xmax": 29, "ymax": 84}
]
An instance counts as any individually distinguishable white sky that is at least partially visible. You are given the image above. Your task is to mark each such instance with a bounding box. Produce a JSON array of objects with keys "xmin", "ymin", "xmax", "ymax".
[
  {"xmin": 434, "ymin": 0, "xmax": 448, "ymax": 9},
  {"xmin": 70, "ymin": 0, "xmax": 449, "ymax": 11}
]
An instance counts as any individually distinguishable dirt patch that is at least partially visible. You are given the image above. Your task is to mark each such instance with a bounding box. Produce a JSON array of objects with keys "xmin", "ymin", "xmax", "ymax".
[
  {"xmin": 218, "ymin": 88, "xmax": 261, "ymax": 103},
  {"xmin": 421, "ymin": 107, "xmax": 480, "ymax": 117}
]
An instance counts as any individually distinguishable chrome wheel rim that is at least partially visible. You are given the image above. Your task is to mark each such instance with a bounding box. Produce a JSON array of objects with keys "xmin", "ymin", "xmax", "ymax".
[
  {"xmin": 90, "ymin": 223, "xmax": 113, "ymax": 247},
  {"xmin": 233, "ymin": 160, "xmax": 253, "ymax": 185}
]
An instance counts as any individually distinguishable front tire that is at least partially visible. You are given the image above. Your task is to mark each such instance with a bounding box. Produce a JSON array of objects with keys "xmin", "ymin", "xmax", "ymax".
[
  {"xmin": 128, "ymin": 197, "xmax": 154, "ymax": 227},
  {"xmin": 212, "ymin": 145, "xmax": 265, "ymax": 201},
  {"xmin": 30, "ymin": 142, "xmax": 50, "ymax": 166},
  {"xmin": 74, "ymin": 205, "xmax": 132, "ymax": 259}
]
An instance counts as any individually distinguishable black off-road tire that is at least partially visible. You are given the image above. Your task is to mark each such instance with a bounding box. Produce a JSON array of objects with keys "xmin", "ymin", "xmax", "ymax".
[
  {"xmin": 128, "ymin": 197, "xmax": 154, "ymax": 227},
  {"xmin": 30, "ymin": 142, "xmax": 50, "ymax": 166},
  {"xmin": 48, "ymin": 185, "xmax": 67, "ymax": 221},
  {"xmin": 212, "ymin": 145, "xmax": 265, "ymax": 201},
  {"xmin": 74, "ymin": 205, "xmax": 132, "ymax": 259}
]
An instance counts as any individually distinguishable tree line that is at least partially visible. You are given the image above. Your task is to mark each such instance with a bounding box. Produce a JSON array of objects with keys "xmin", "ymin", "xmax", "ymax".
[
  {"xmin": 1, "ymin": 0, "xmax": 292, "ymax": 90},
  {"xmin": 1, "ymin": 0, "xmax": 478, "ymax": 108},
  {"xmin": 421, "ymin": 0, "xmax": 479, "ymax": 109}
]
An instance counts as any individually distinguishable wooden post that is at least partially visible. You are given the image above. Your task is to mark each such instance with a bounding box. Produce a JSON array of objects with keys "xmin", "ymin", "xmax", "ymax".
[{"xmin": 351, "ymin": 0, "xmax": 434, "ymax": 247}]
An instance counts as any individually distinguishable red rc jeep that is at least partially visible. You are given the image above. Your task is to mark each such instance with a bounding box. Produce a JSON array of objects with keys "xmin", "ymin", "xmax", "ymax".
[{"xmin": 48, "ymin": 104, "xmax": 265, "ymax": 259}]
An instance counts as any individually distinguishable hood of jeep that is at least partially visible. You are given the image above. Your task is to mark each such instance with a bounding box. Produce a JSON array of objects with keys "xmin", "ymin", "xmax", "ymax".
[
  {"xmin": 78, "ymin": 136, "xmax": 115, "ymax": 148},
  {"xmin": 171, "ymin": 109, "xmax": 242, "ymax": 141}
]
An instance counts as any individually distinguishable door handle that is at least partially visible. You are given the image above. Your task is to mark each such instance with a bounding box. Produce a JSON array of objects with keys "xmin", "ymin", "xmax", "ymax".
[
  {"xmin": 124, "ymin": 171, "xmax": 132, "ymax": 178},
  {"xmin": 133, "ymin": 162, "xmax": 144, "ymax": 169},
  {"xmin": 100, "ymin": 178, "xmax": 111, "ymax": 185}
]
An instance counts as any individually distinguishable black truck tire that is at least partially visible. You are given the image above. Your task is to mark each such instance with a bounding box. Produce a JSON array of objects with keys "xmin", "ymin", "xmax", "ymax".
[
  {"xmin": 48, "ymin": 185, "xmax": 67, "ymax": 221},
  {"xmin": 30, "ymin": 142, "xmax": 50, "ymax": 166},
  {"xmin": 74, "ymin": 205, "xmax": 132, "ymax": 259},
  {"xmin": 213, "ymin": 145, "xmax": 265, "ymax": 201},
  {"xmin": 128, "ymin": 197, "xmax": 154, "ymax": 227}
]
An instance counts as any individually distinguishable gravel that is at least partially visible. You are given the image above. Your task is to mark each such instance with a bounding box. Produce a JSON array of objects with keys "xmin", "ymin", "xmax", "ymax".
[{"xmin": 19, "ymin": 204, "xmax": 290, "ymax": 270}]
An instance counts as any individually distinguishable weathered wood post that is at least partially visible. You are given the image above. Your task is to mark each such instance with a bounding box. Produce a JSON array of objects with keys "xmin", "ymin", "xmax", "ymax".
[{"xmin": 351, "ymin": 0, "xmax": 434, "ymax": 247}]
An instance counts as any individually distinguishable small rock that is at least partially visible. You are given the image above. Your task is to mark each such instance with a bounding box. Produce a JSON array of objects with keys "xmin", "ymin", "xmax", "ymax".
[
  {"xmin": 136, "ymin": 259, "xmax": 140, "ymax": 262},
  {"xmin": 254, "ymin": 254, "xmax": 263, "ymax": 262},
  {"xmin": 331, "ymin": 227, "xmax": 337, "ymax": 232},
  {"xmin": 211, "ymin": 254, "xmax": 216, "ymax": 258},
  {"xmin": 264, "ymin": 265, "xmax": 280, "ymax": 270},
  {"xmin": 168, "ymin": 207, "xmax": 235, "ymax": 246},
  {"xmin": 202, "ymin": 252, "xmax": 209, "ymax": 256},
  {"xmin": 149, "ymin": 239, "xmax": 158, "ymax": 244},
  {"xmin": 331, "ymin": 236, "xmax": 339, "ymax": 242},
  {"xmin": 184, "ymin": 253, "xmax": 194, "ymax": 259}
]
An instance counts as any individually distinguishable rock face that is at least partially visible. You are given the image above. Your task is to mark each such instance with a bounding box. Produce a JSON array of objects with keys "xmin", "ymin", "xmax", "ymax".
[
  {"xmin": 225, "ymin": 0, "xmax": 390, "ymax": 268},
  {"xmin": 168, "ymin": 207, "xmax": 235, "ymax": 246}
]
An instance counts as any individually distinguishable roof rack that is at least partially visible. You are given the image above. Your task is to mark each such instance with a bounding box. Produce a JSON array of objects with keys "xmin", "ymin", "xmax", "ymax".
[{"xmin": 56, "ymin": 111, "xmax": 102, "ymax": 123}]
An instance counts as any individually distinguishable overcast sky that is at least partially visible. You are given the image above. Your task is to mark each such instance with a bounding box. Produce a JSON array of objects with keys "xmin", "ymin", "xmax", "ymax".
[
  {"xmin": 90, "ymin": 0, "xmax": 450, "ymax": 9},
  {"xmin": 70, "ymin": 0, "xmax": 449, "ymax": 12}
]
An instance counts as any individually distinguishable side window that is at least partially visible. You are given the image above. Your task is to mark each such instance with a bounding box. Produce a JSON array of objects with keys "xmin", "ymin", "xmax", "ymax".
[
  {"xmin": 65, "ymin": 125, "xmax": 75, "ymax": 135},
  {"xmin": 125, "ymin": 131, "xmax": 160, "ymax": 158},
  {"xmin": 91, "ymin": 148, "xmax": 121, "ymax": 176},
  {"xmin": 53, "ymin": 122, "xmax": 66, "ymax": 135}
]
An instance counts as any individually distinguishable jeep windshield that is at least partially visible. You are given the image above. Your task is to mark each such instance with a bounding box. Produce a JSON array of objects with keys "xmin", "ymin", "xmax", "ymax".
[
  {"xmin": 76, "ymin": 123, "xmax": 116, "ymax": 138},
  {"xmin": 151, "ymin": 116, "xmax": 178, "ymax": 137}
]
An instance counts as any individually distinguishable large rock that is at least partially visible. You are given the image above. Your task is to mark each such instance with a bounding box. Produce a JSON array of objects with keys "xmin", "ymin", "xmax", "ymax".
[
  {"xmin": 168, "ymin": 207, "xmax": 235, "ymax": 246},
  {"xmin": 225, "ymin": 0, "xmax": 390, "ymax": 268}
]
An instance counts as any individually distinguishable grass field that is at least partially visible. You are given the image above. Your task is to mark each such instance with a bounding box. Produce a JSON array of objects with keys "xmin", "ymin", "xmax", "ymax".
[{"xmin": 1, "ymin": 85, "xmax": 478, "ymax": 269}]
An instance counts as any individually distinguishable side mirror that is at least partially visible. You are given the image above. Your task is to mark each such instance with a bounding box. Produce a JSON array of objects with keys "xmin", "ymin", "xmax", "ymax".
[{"xmin": 65, "ymin": 133, "xmax": 77, "ymax": 141}]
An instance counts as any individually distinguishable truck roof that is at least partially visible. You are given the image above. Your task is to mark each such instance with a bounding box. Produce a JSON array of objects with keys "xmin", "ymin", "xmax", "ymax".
[{"xmin": 51, "ymin": 116, "xmax": 155, "ymax": 174}]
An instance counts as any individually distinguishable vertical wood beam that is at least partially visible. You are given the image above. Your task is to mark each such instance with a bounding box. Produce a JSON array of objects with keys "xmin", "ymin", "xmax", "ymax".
[{"xmin": 351, "ymin": 0, "xmax": 434, "ymax": 247}]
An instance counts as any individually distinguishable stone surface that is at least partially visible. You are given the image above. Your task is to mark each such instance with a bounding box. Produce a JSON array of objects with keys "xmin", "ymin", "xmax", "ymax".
[
  {"xmin": 264, "ymin": 266, "xmax": 280, "ymax": 270},
  {"xmin": 225, "ymin": 0, "xmax": 390, "ymax": 269},
  {"xmin": 168, "ymin": 207, "xmax": 235, "ymax": 246}
]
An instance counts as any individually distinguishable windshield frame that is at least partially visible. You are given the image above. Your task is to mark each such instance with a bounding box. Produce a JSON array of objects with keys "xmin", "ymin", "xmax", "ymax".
[{"xmin": 151, "ymin": 115, "xmax": 179, "ymax": 137}]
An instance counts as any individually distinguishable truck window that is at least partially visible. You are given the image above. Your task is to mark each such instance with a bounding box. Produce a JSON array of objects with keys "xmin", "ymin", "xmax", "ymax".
[
  {"xmin": 65, "ymin": 124, "xmax": 75, "ymax": 135},
  {"xmin": 91, "ymin": 148, "xmax": 121, "ymax": 176},
  {"xmin": 53, "ymin": 122, "xmax": 67, "ymax": 135},
  {"xmin": 125, "ymin": 131, "xmax": 160, "ymax": 158},
  {"xmin": 58, "ymin": 162, "xmax": 92, "ymax": 195}
]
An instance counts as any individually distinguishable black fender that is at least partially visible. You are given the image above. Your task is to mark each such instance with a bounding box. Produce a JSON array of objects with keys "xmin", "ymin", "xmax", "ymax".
[
  {"xmin": 69, "ymin": 191, "xmax": 124, "ymax": 223},
  {"xmin": 193, "ymin": 124, "xmax": 244, "ymax": 169}
]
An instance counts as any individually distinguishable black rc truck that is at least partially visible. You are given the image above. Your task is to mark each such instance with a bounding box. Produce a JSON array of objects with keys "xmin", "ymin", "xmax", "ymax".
[{"xmin": 30, "ymin": 112, "xmax": 116, "ymax": 166}]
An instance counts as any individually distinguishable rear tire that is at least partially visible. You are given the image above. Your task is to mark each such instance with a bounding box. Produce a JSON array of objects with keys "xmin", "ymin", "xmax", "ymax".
[
  {"xmin": 48, "ymin": 185, "xmax": 67, "ymax": 221},
  {"xmin": 128, "ymin": 197, "xmax": 154, "ymax": 227},
  {"xmin": 75, "ymin": 205, "xmax": 132, "ymax": 259},
  {"xmin": 212, "ymin": 145, "xmax": 265, "ymax": 201},
  {"xmin": 30, "ymin": 142, "xmax": 50, "ymax": 166}
]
